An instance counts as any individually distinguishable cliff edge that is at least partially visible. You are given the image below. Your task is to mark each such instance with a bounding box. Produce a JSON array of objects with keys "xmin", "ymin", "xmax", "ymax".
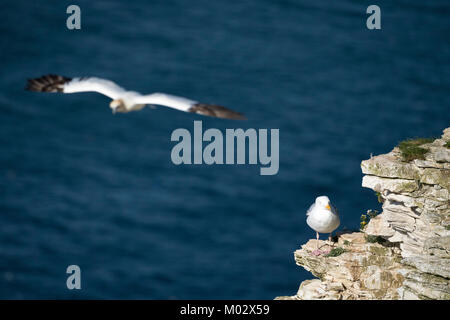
[{"xmin": 276, "ymin": 128, "xmax": 450, "ymax": 300}]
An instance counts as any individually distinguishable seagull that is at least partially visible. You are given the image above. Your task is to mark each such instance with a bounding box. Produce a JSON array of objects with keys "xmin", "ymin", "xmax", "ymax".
[
  {"xmin": 306, "ymin": 196, "xmax": 340, "ymax": 256},
  {"xmin": 26, "ymin": 74, "xmax": 246, "ymax": 120}
]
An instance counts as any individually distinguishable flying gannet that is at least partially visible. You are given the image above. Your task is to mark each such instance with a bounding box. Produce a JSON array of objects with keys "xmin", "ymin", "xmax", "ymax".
[
  {"xmin": 26, "ymin": 74, "xmax": 245, "ymax": 120},
  {"xmin": 306, "ymin": 196, "xmax": 340, "ymax": 255}
]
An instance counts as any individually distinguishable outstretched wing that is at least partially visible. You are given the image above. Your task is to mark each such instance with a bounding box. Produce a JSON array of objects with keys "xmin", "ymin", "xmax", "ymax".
[
  {"xmin": 134, "ymin": 93, "xmax": 246, "ymax": 120},
  {"xmin": 26, "ymin": 74, "xmax": 127, "ymax": 99}
]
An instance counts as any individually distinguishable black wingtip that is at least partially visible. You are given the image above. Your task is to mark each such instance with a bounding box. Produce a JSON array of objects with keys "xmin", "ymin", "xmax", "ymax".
[
  {"xmin": 25, "ymin": 78, "xmax": 36, "ymax": 91},
  {"xmin": 189, "ymin": 103, "xmax": 247, "ymax": 120},
  {"xmin": 25, "ymin": 74, "xmax": 72, "ymax": 92}
]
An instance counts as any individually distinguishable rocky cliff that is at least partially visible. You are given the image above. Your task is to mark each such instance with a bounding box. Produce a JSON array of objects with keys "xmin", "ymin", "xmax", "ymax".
[{"xmin": 277, "ymin": 128, "xmax": 450, "ymax": 300}]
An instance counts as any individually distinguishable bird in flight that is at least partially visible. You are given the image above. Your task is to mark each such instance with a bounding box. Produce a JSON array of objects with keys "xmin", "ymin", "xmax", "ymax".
[
  {"xmin": 26, "ymin": 74, "xmax": 246, "ymax": 120},
  {"xmin": 306, "ymin": 196, "xmax": 340, "ymax": 256}
]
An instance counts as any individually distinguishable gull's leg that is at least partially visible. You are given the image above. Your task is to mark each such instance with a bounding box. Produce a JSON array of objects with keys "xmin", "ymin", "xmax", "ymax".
[
  {"xmin": 322, "ymin": 233, "xmax": 334, "ymax": 255},
  {"xmin": 316, "ymin": 232, "xmax": 320, "ymax": 249},
  {"xmin": 318, "ymin": 233, "xmax": 332, "ymax": 255},
  {"xmin": 312, "ymin": 232, "xmax": 322, "ymax": 256}
]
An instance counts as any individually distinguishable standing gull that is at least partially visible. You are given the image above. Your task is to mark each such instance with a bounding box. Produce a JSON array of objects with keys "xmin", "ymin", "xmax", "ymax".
[
  {"xmin": 306, "ymin": 196, "xmax": 340, "ymax": 256},
  {"xmin": 26, "ymin": 74, "xmax": 246, "ymax": 120}
]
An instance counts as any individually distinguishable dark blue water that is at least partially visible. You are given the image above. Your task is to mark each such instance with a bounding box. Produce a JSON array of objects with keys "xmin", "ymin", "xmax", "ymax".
[{"xmin": 0, "ymin": 0, "xmax": 449, "ymax": 299}]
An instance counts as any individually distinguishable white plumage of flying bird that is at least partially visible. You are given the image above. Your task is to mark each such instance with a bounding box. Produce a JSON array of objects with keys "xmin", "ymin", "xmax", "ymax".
[
  {"xmin": 306, "ymin": 196, "xmax": 340, "ymax": 255},
  {"xmin": 26, "ymin": 75, "xmax": 246, "ymax": 120}
]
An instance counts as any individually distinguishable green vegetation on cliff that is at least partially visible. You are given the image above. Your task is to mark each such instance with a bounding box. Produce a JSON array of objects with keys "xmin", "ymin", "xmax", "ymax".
[
  {"xmin": 397, "ymin": 137, "xmax": 434, "ymax": 162},
  {"xmin": 325, "ymin": 247, "xmax": 346, "ymax": 257}
]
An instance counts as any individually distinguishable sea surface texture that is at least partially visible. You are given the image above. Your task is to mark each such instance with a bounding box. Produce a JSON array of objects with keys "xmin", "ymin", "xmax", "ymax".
[{"xmin": 0, "ymin": 0, "xmax": 449, "ymax": 298}]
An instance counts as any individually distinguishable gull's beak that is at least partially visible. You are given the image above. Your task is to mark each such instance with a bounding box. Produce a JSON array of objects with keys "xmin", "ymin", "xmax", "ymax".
[{"xmin": 325, "ymin": 204, "xmax": 331, "ymax": 210}]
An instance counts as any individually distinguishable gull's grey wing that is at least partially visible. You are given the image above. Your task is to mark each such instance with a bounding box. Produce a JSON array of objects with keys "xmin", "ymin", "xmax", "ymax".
[{"xmin": 330, "ymin": 203, "xmax": 339, "ymax": 216}]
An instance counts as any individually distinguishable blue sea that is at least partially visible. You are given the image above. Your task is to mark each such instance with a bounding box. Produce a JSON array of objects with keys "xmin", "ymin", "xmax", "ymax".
[{"xmin": 0, "ymin": 0, "xmax": 449, "ymax": 299}]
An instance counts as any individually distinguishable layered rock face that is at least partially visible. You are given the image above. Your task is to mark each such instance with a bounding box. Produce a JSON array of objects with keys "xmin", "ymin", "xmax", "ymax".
[
  {"xmin": 277, "ymin": 128, "xmax": 449, "ymax": 300},
  {"xmin": 276, "ymin": 233, "xmax": 405, "ymax": 300},
  {"xmin": 361, "ymin": 128, "xmax": 450, "ymax": 299}
]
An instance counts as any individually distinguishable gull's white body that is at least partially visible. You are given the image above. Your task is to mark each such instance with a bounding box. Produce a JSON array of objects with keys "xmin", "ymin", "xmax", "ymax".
[
  {"xmin": 63, "ymin": 77, "xmax": 197, "ymax": 112},
  {"xmin": 26, "ymin": 75, "xmax": 245, "ymax": 119},
  {"xmin": 306, "ymin": 196, "xmax": 340, "ymax": 234}
]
